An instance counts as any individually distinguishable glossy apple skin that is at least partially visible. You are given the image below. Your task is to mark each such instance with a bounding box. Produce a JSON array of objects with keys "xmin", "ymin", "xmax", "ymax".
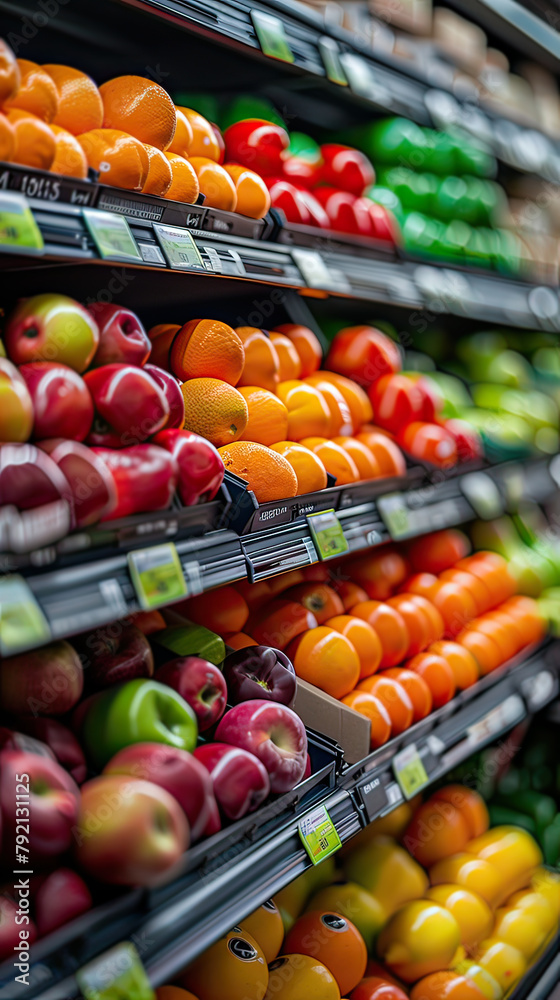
[
  {"xmin": 265, "ymin": 177, "xmax": 330, "ymax": 228},
  {"xmin": 103, "ymin": 741, "xmax": 217, "ymax": 841},
  {"xmin": 194, "ymin": 742, "xmax": 270, "ymax": 820},
  {"xmin": 75, "ymin": 775, "xmax": 189, "ymax": 886},
  {"xmin": 314, "ymin": 187, "xmax": 373, "ymax": 237},
  {"xmin": 370, "ymin": 374, "xmax": 426, "ymax": 434},
  {"xmin": 215, "ymin": 699, "xmax": 307, "ymax": 794},
  {"xmin": 151, "ymin": 428, "xmax": 224, "ymax": 506},
  {"xmin": 203, "ymin": 793, "xmax": 222, "ymax": 836},
  {"xmin": 35, "ymin": 868, "xmax": 92, "ymax": 936},
  {"xmin": 92, "ymin": 444, "xmax": 178, "ymax": 520},
  {"xmin": 88, "ymin": 303, "xmax": 151, "ymax": 368},
  {"xmin": 17, "ymin": 717, "xmax": 87, "ymax": 784},
  {"xmin": 38, "ymin": 438, "xmax": 116, "ymax": 527},
  {"xmin": 0, "ymin": 640, "xmax": 83, "ymax": 716},
  {"xmin": 0, "ymin": 357, "xmax": 33, "ymax": 442},
  {"xmin": 223, "ymin": 119, "xmax": 289, "ymax": 175},
  {"xmin": 84, "ymin": 364, "xmax": 169, "ymax": 448},
  {"xmin": 74, "ymin": 623, "xmax": 154, "ymax": 689},
  {"xmin": 0, "ymin": 442, "xmax": 74, "ymax": 512},
  {"xmin": 19, "ymin": 362, "xmax": 94, "ymax": 442},
  {"xmin": 320, "ymin": 144, "xmax": 375, "ymax": 196},
  {"xmin": 144, "ymin": 364, "xmax": 185, "ymax": 429},
  {"xmin": 0, "ymin": 897, "xmax": 37, "ymax": 962},
  {"xmin": 222, "ymin": 645, "xmax": 296, "ymax": 708},
  {"xmin": 5, "ymin": 293, "xmax": 99, "ymax": 373},
  {"xmin": 0, "ymin": 749, "xmax": 80, "ymax": 860},
  {"xmin": 155, "ymin": 656, "xmax": 227, "ymax": 731}
]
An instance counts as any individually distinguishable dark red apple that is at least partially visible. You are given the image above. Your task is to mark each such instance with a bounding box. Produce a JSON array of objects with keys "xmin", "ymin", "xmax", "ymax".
[
  {"xmin": 215, "ymin": 700, "xmax": 307, "ymax": 794},
  {"xmin": 144, "ymin": 364, "xmax": 185, "ymax": 430},
  {"xmin": 88, "ymin": 303, "xmax": 151, "ymax": 368},
  {"xmin": 194, "ymin": 743, "xmax": 270, "ymax": 820},
  {"xmin": 16, "ymin": 717, "xmax": 87, "ymax": 785},
  {"xmin": 34, "ymin": 868, "xmax": 92, "ymax": 936},
  {"xmin": 222, "ymin": 646, "xmax": 296, "ymax": 708},
  {"xmin": 151, "ymin": 428, "xmax": 224, "ymax": 506},
  {"xmin": 0, "ymin": 640, "xmax": 83, "ymax": 716},
  {"xmin": 203, "ymin": 794, "xmax": 222, "ymax": 837},
  {"xmin": 0, "ymin": 442, "xmax": 74, "ymax": 513},
  {"xmin": 73, "ymin": 624, "xmax": 153, "ymax": 689},
  {"xmin": 155, "ymin": 656, "xmax": 227, "ymax": 731},
  {"xmin": 38, "ymin": 438, "xmax": 116, "ymax": 527},
  {"xmin": 0, "ymin": 749, "xmax": 80, "ymax": 861},
  {"xmin": 19, "ymin": 362, "xmax": 94, "ymax": 442}
]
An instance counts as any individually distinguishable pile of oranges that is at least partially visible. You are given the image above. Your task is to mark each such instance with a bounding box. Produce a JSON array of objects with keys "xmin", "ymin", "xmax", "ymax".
[
  {"xmin": 180, "ymin": 528, "xmax": 545, "ymax": 748},
  {"xmin": 0, "ymin": 38, "xmax": 270, "ymax": 218},
  {"xmin": 148, "ymin": 318, "xmax": 407, "ymax": 504}
]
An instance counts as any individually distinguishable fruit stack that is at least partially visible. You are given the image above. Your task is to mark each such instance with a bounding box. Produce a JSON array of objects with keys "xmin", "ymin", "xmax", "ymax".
[
  {"xmin": 0, "ymin": 294, "xmax": 225, "ymax": 534},
  {"xmin": 153, "ymin": 785, "xmax": 560, "ymax": 1000},
  {"xmin": 179, "ymin": 529, "xmax": 545, "ymax": 749}
]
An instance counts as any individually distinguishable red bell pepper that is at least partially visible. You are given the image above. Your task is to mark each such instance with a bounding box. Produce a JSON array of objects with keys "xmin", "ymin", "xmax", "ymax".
[
  {"xmin": 92, "ymin": 444, "xmax": 179, "ymax": 520},
  {"xmin": 152, "ymin": 428, "xmax": 224, "ymax": 506}
]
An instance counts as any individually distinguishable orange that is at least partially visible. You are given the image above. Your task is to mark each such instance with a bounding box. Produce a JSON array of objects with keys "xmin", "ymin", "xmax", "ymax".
[
  {"xmin": 316, "ymin": 372, "xmax": 373, "ymax": 432},
  {"xmin": 238, "ymin": 387, "xmax": 288, "ymax": 446},
  {"xmin": 4, "ymin": 59, "xmax": 59, "ymax": 122},
  {"xmin": 356, "ymin": 430, "xmax": 406, "ymax": 477},
  {"xmin": 333, "ymin": 437, "xmax": 380, "ymax": 480},
  {"xmin": 488, "ymin": 609, "xmax": 526, "ymax": 655},
  {"xmin": 148, "ymin": 324, "xmax": 180, "ymax": 368},
  {"xmin": 142, "ymin": 144, "xmax": 173, "ymax": 196},
  {"xmin": 286, "ymin": 626, "xmax": 360, "ymax": 698},
  {"xmin": 223, "ymin": 164, "xmax": 271, "ymax": 219},
  {"xmin": 248, "ymin": 599, "xmax": 317, "ymax": 649},
  {"xmin": 236, "ymin": 327, "xmax": 280, "ymax": 393},
  {"xmin": 0, "ymin": 39, "xmax": 20, "ymax": 105},
  {"xmin": 401, "ymin": 799, "xmax": 470, "ymax": 868},
  {"xmin": 179, "ymin": 586, "xmax": 249, "ymax": 633},
  {"xmin": 273, "ymin": 324, "xmax": 323, "ymax": 378},
  {"xmin": 283, "ymin": 583, "xmax": 344, "ymax": 624},
  {"xmin": 242, "ymin": 899, "xmax": 284, "ymax": 963},
  {"xmin": 181, "ymin": 378, "xmax": 248, "ymax": 447},
  {"xmin": 400, "ymin": 571, "xmax": 438, "ymax": 598},
  {"xmin": 179, "ymin": 925, "xmax": 268, "ymax": 1000},
  {"xmin": 167, "ymin": 107, "xmax": 193, "ymax": 157},
  {"xmin": 306, "ymin": 375, "xmax": 353, "ymax": 436},
  {"xmin": 348, "ymin": 549, "xmax": 410, "ymax": 601},
  {"xmin": 455, "ymin": 553, "xmax": 516, "ymax": 606},
  {"xmin": 352, "ymin": 600, "xmax": 409, "ymax": 667},
  {"xmin": 99, "ymin": 76, "xmax": 176, "ymax": 150},
  {"xmin": 410, "ymin": 972, "xmax": 486, "ymax": 1000},
  {"xmin": 269, "ymin": 332, "xmax": 302, "ymax": 381},
  {"xmin": 300, "ymin": 437, "xmax": 359, "ymax": 486},
  {"xmin": 406, "ymin": 651, "xmax": 456, "ymax": 707},
  {"xmin": 189, "ymin": 157, "xmax": 237, "ymax": 211},
  {"xmin": 456, "ymin": 629, "xmax": 503, "ymax": 676},
  {"xmin": 387, "ymin": 594, "xmax": 432, "ymax": 657},
  {"xmin": 223, "ymin": 631, "xmax": 258, "ymax": 649},
  {"xmin": 407, "ymin": 530, "xmax": 470, "ymax": 574},
  {"xmin": 358, "ymin": 675, "xmax": 414, "ymax": 734},
  {"xmin": 219, "ymin": 441, "xmax": 297, "ymax": 502},
  {"xmin": 156, "ymin": 988, "xmax": 200, "ymax": 1000},
  {"xmin": 270, "ymin": 441, "xmax": 328, "ymax": 495},
  {"xmin": 235, "ymin": 578, "xmax": 273, "ymax": 610},
  {"xmin": 342, "ymin": 690, "xmax": 392, "ymax": 748},
  {"xmin": 439, "ymin": 569, "xmax": 493, "ymax": 616},
  {"xmin": 428, "ymin": 640, "xmax": 479, "ymax": 690},
  {"xmin": 463, "ymin": 614, "xmax": 518, "ymax": 663},
  {"xmin": 171, "ymin": 319, "xmax": 244, "ymax": 385},
  {"xmin": 333, "ymin": 580, "xmax": 369, "ymax": 611},
  {"xmin": 430, "ymin": 786, "xmax": 489, "ymax": 839},
  {"xmin": 7, "ymin": 110, "xmax": 55, "ymax": 169},
  {"xmin": 176, "ymin": 108, "xmax": 222, "ymax": 161},
  {"xmin": 352, "ymin": 977, "xmax": 409, "ymax": 1000},
  {"xmin": 409, "ymin": 594, "xmax": 444, "ymax": 643},
  {"xmin": 429, "ymin": 581, "xmax": 478, "ymax": 638},
  {"xmin": 284, "ymin": 910, "xmax": 367, "ymax": 996},
  {"xmin": 500, "ymin": 596, "xmax": 545, "ymax": 645},
  {"xmin": 383, "ymin": 667, "xmax": 432, "ymax": 721},
  {"xmin": 163, "ymin": 153, "xmax": 199, "ymax": 203},
  {"xmin": 49, "ymin": 125, "xmax": 88, "ymax": 178},
  {"xmin": 267, "ymin": 570, "xmax": 306, "ymax": 595},
  {"xmin": 325, "ymin": 614, "xmax": 383, "ymax": 679},
  {"xmin": 264, "ymin": 954, "xmax": 339, "ymax": 1000},
  {"xmin": 277, "ymin": 380, "xmax": 331, "ymax": 441},
  {"xmin": 0, "ymin": 114, "xmax": 15, "ymax": 161},
  {"xmin": 43, "ymin": 65, "xmax": 103, "ymax": 134},
  {"xmin": 78, "ymin": 129, "xmax": 148, "ymax": 191}
]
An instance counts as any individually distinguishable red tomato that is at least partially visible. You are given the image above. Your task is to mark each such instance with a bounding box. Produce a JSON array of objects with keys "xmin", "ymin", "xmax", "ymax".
[{"xmin": 326, "ymin": 326, "xmax": 401, "ymax": 388}]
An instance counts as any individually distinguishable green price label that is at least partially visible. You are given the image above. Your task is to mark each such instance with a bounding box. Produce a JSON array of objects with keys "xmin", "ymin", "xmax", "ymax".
[
  {"xmin": 83, "ymin": 209, "xmax": 142, "ymax": 262},
  {"xmin": 128, "ymin": 543, "xmax": 188, "ymax": 610},
  {"xmin": 0, "ymin": 575, "xmax": 51, "ymax": 656},
  {"xmin": 460, "ymin": 472, "xmax": 503, "ymax": 520},
  {"xmin": 299, "ymin": 805, "xmax": 341, "ymax": 864},
  {"xmin": 154, "ymin": 223, "xmax": 206, "ymax": 270},
  {"xmin": 307, "ymin": 509, "xmax": 348, "ymax": 560},
  {"xmin": 0, "ymin": 192, "xmax": 43, "ymax": 253},
  {"xmin": 77, "ymin": 942, "xmax": 155, "ymax": 1000},
  {"xmin": 251, "ymin": 10, "xmax": 294, "ymax": 63},
  {"xmin": 319, "ymin": 37, "xmax": 348, "ymax": 86},
  {"xmin": 393, "ymin": 743, "xmax": 429, "ymax": 800},
  {"xmin": 377, "ymin": 493, "xmax": 411, "ymax": 540}
]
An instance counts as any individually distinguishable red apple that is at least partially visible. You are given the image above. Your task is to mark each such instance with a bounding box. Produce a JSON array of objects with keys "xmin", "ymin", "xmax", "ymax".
[
  {"xmin": 314, "ymin": 187, "xmax": 374, "ymax": 238},
  {"xmin": 303, "ymin": 753, "xmax": 312, "ymax": 779},
  {"xmin": 363, "ymin": 201, "xmax": 400, "ymax": 244},
  {"xmin": 84, "ymin": 364, "xmax": 169, "ymax": 448},
  {"xmin": 398, "ymin": 421, "xmax": 458, "ymax": 469},
  {"xmin": 0, "ymin": 357, "xmax": 33, "ymax": 442},
  {"xmin": 194, "ymin": 743, "xmax": 270, "ymax": 820},
  {"xmin": 4, "ymin": 293, "xmax": 99, "ymax": 373},
  {"xmin": 320, "ymin": 144, "xmax": 375, "ymax": 195},
  {"xmin": 223, "ymin": 119, "xmax": 289, "ymax": 175},
  {"xmin": 215, "ymin": 700, "xmax": 307, "ymax": 794},
  {"xmin": 0, "ymin": 896, "xmax": 37, "ymax": 963},
  {"xmin": 444, "ymin": 418, "xmax": 483, "ymax": 463},
  {"xmin": 370, "ymin": 374, "xmax": 426, "ymax": 434},
  {"xmin": 326, "ymin": 326, "xmax": 401, "ymax": 387},
  {"xmin": 16, "ymin": 717, "xmax": 86, "ymax": 784},
  {"xmin": 73, "ymin": 623, "xmax": 153, "ymax": 689},
  {"xmin": 0, "ymin": 442, "xmax": 74, "ymax": 513},
  {"xmin": 34, "ymin": 868, "xmax": 92, "ymax": 936},
  {"xmin": 88, "ymin": 303, "xmax": 151, "ymax": 368},
  {"xmin": 151, "ymin": 428, "xmax": 224, "ymax": 506},
  {"xmin": 0, "ymin": 640, "xmax": 83, "ymax": 716},
  {"xmin": 204, "ymin": 794, "xmax": 222, "ymax": 837},
  {"xmin": 155, "ymin": 656, "xmax": 227, "ymax": 731},
  {"xmin": 266, "ymin": 178, "xmax": 330, "ymax": 228},
  {"xmin": 0, "ymin": 749, "xmax": 80, "ymax": 860},
  {"xmin": 19, "ymin": 362, "xmax": 94, "ymax": 442},
  {"xmin": 38, "ymin": 438, "xmax": 116, "ymax": 527},
  {"xmin": 144, "ymin": 364, "xmax": 185, "ymax": 430},
  {"xmin": 75, "ymin": 775, "xmax": 189, "ymax": 886},
  {"xmin": 103, "ymin": 742, "xmax": 216, "ymax": 841},
  {"xmin": 222, "ymin": 645, "xmax": 296, "ymax": 707}
]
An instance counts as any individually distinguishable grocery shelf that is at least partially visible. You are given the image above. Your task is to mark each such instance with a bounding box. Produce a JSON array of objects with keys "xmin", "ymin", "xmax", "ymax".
[{"xmin": 3, "ymin": 640, "xmax": 558, "ymax": 1000}]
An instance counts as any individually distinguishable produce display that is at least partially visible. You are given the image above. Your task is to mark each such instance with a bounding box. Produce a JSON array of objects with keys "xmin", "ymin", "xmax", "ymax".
[{"xmin": 152, "ymin": 784, "xmax": 559, "ymax": 1000}]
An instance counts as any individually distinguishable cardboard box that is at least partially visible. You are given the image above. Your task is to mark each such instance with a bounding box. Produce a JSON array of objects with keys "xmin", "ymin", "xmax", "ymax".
[{"xmin": 294, "ymin": 678, "xmax": 370, "ymax": 763}]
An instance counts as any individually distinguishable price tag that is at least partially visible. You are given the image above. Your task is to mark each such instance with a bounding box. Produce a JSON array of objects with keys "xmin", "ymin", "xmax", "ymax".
[
  {"xmin": 376, "ymin": 494, "xmax": 411, "ymax": 540},
  {"xmin": 0, "ymin": 192, "xmax": 43, "ymax": 253},
  {"xmin": 251, "ymin": 10, "xmax": 294, "ymax": 63},
  {"xmin": 128, "ymin": 543, "xmax": 188, "ymax": 610},
  {"xmin": 76, "ymin": 942, "xmax": 154, "ymax": 1000},
  {"xmin": 467, "ymin": 694, "xmax": 525, "ymax": 747},
  {"xmin": 319, "ymin": 37, "xmax": 348, "ymax": 86},
  {"xmin": 291, "ymin": 249, "xmax": 332, "ymax": 290},
  {"xmin": 307, "ymin": 509, "xmax": 348, "ymax": 560},
  {"xmin": 154, "ymin": 223, "xmax": 206, "ymax": 270},
  {"xmin": 298, "ymin": 804, "xmax": 341, "ymax": 864},
  {"xmin": 460, "ymin": 472, "xmax": 503, "ymax": 520},
  {"xmin": 358, "ymin": 775, "xmax": 389, "ymax": 823},
  {"xmin": 393, "ymin": 743, "xmax": 430, "ymax": 799},
  {"xmin": 500, "ymin": 467, "xmax": 525, "ymax": 508},
  {"xmin": 0, "ymin": 575, "xmax": 51, "ymax": 656},
  {"xmin": 82, "ymin": 209, "xmax": 142, "ymax": 262}
]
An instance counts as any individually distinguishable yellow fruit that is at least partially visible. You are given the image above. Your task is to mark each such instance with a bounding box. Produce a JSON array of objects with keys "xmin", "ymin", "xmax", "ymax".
[
  {"xmin": 377, "ymin": 900, "xmax": 461, "ymax": 983},
  {"xmin": 531, "ymin": 867, "xmax": 560, "ymax": 919},
  {"xmin": 492, "ymin": 906, "xmax": 547, "ymax": 960},
  {"xmin": 343, "ymin": 836, "xmax": 428, "ymax": 917},
  {"xmin": 241, "ymin": 900, "xmax": 284, "ymax": 963},
  {"xmin": 429, "ymin": 854, "xmax": 504, "ymax": 908},
  {"xmin": 264, "ymin": 954, "xmax": 339, "ymax": 1000},
  {"xmin": 503, "ymin": 890, "xmax": 557, "ymax": 935},
  {"xmin": 452, "ymin": 959, "xmax": 503, "ymax": 1000},
  {"xmin": 467, "ymin": 827, "xmax": 542, "ymax": 900},
  {"xmin": 425, "ymin": 885, "xmax": 494, "ymax": 953},
  {"xmin": 306, "ymin": 883, "xmax": 386, "ymax": 952},
  {"xmin": 474, "ymin": 939, "xmax": 526, "ymax": 993}
]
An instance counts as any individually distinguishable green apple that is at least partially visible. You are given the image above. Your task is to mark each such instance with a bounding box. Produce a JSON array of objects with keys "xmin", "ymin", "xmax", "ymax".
[{"xmin": 5, "ymin": 293, "xmax": 100, "ymax": 373}]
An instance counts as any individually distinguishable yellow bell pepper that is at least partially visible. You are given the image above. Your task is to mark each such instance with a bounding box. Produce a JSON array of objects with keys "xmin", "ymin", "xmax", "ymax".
[
  {"xmin": 429, "ymin": 853, "xmax": 504, "ymax": 908},
  {"xmin": 377, "ymin": 900, "xmax": 461, "ymax": 983},
  {"xmin": 467, "ymin": 827, "xmax": 542, "ymax": 902},
  {"xmin": 425, "ymin": 884, "xmax": 494, "ymax": 952}
]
